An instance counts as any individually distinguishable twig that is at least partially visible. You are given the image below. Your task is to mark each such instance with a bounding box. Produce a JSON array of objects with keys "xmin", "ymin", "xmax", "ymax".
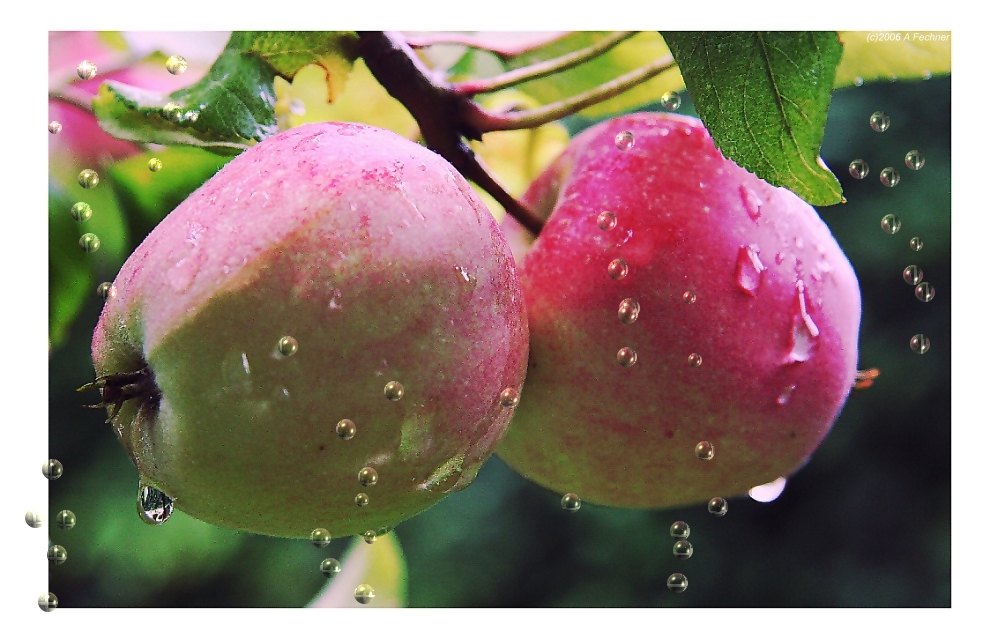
[{"xmin": 405, "ymin": 31, "xmax": 571, "ymax": 59}]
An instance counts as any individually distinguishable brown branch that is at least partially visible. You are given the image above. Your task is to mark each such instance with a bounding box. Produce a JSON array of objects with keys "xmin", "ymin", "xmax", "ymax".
[{"xmin": 404, "ymin": 31, "xmax": 571, "ymax": 60}]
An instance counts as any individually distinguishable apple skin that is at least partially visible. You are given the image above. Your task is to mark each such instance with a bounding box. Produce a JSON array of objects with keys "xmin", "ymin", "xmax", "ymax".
[
  {"xmin": 497, "ymin": 112, "xmax": 861, "ymax": 508},
  {"xmin": 91, "ymin": 122, "xmax": 529, "ymax": 538}
]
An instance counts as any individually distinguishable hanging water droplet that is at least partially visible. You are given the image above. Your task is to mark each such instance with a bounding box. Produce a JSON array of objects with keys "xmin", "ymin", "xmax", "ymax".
[
  {"xmin": 660, "ymin": 91, "xmax": 682, "ymax": 111},
  {"xmin": 38, "ymin": 592, "xmax": 59, "ymax": 612},
  {"xmin": 596, "ymin": 210, "xmax": 617, "ymax": 231},
  {"xmin": 358, "ymin": 466, "xmax": 378, "ymax": 487},
  {"xmin": 695, "ymin": 441, "xmax": 714, "ymax": 460},
  {"xmin": 354, "ymin": 584, "xmax": 375, "ymax": 604},
  {"xmin": 616, "ymin": 347, "xmax": 637, "ymax": 367},
  {"xmin": 97, "ymin": 282, "xmax": 116, "ymax": 301},
  {"xmin": 78, "ymin": 233, "xmax": 101, "ymax": 253},
  {"xmin": 25, "ymin": 510, "xmax": 43, "ymax": 528},
  {"xmin": 735, "ymin": 245, "xmax": 766, "ymax": 296},
  {"xmin": 148, "ymin": 157, "xmax": 163, "ymax": 172},
  {"xmin": 910, "ymin": 334, "xmax": 931, "ymax": 354},
  {"xmin": 48, "ymin": 121, "xmax": 62, "ymax": 134},
  {"xmin": 682, "ymin": 290, "xmax": 697, "ymax": 304},
  {"xmin": 137, "ymin": 483, "xmax": 174, "ymax": 525},
  {"xmin": 848, "ymin": 159, "xmax": 869, "ymax": 179},
  {"xmin": 749, "ymin": 476, "xmax": 787, "ymax": 502},
  {"xmin": 499, "ymin": 387, "xmax": 520, "ymax": 408},
  {"xmin": 77, "ymin": 59, "xmax": 97, "ymax": 80},
  {"xmin": 869, "ymin": 110, "xmax": 890, "ymax": 132},
  {"xmin": 77, "ymin": 169, "xmax": 99, "ymax": 189},
  {"xmin": 362, "ymin": 530, "xmax": 377, "ymax": 544},
  {"xmin": 914, "ymin": 282, "xmax": 935, "ymax": 302},
  {"xmin": 905, "ymin": 150, "xmax": 925, "ymax": 171},
  {"xmin": 902, "ymin": 265, "xmax": 924, "ymax": 286},
  {"xmin": 672, "ymin": 540, "xmax": 693, "ymax": 560},
  {"xmin": 355, "ymin": 493, "xmax": 369, "ymax": 507},
  {"xmin": 880, "ymin": 167, "xmax": 900, "ymax": 187},
  {"xmin": 384, "ymin": 381, "xmax": 404, "ymax": 400},
  {"xmin": 667, "ymin": 573, "xmax": 689, "ymax": 593},
  {"xmin": 910, "ymin": 237, "xmax": 924, "ymax": 252},
  {"xmin": 708, "ymin": 497, "xmax": 728, "ymax": 516},
  {"xmin": 776, "ymin": 384, "xmax": 797, "ymax": 406},
  {"xmin": 614, "ymin": 130, "xmax": 635, "ymax": 151},
  {"xmin": 687, "ymin": 353, "xmax": 702, "ymax": 368},
  {"xmin": 739, "ymin": 184, "xmax": 763, "ymax": 221},
  {"xmin": 336, "ymin": 418, "xmax": 357, "ymax": 440},
  {"xmin": 561, "ymin": 492, "xmax": 582, "ymax": 512},
  {"xmin": 55, "ymin": 510, "xmax": 76, "ymax": 529},
  {"xmin": 71, "ymin": 201, "xmax": 92, "ymax": 222},
  {"xmin": 670, "ymin": 521, "xmax": 690, "ymax": 539},
  {"xmin": 320, "ymin": 558, "xmax": 341, "ymax": 577},
  {"xmin": 607, "ymin": 258, "xmax": 628, "ymax": 280},
  {"xmin": 881, "ymin": 214, "xmax": 902, "ymax": 235},
  {"xmin": 618, "ymin": 298, "xmax": 640, "ymax": 324},
  {"xmin": 165, "ymin": 54, "xmax": 188, "ymax": 75},
  {"xmin": 47, "ymin": 544, "xmax": 68, "ymax": 565},
  {"xmin": 42, "ymin": 459, "xmax": 63, "ymax": 480},
  {"xmin": 277, "ymin": 335, "xmax": 298, "ymax": 357},
  {"xmin": 310, "ymin": 528, "xmax": 332, "ymax": 548}
]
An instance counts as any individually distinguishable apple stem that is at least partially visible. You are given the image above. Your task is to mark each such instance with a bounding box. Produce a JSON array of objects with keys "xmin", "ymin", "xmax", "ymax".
[{"xmin": 78, "ymin": 366, "xmax": 160, "ymax": 424}]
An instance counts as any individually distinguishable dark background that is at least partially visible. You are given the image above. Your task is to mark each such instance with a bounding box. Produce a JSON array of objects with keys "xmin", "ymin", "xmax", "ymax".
[{"xmin": 48, "ymin": 73, "xmax": 951, "ymax": 607}]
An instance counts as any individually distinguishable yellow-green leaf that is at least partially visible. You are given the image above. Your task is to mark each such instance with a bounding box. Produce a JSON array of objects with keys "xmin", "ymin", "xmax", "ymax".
[{"xmin": 835, "ymin": 31, "xmax": 951, "ymax": 86}]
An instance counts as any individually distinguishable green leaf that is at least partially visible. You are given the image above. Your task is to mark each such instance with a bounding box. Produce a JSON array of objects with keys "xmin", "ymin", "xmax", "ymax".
[
  {"xmin": 49, "ymin": 182, "xmax": 91, "ymax": 351},
  {"xmin": 94, "ymin": 32, "xmax": 359, "ymax": 152},
  {"xmin": 307, "ymin": 531, "xmax": 408, "ymax": 608},
  {"xmin": 836, "ymin": 31, "xmax": 951, "ymax": 86},
  {"xmin": 660, "ymin": 31, "xmax": 844, "ymax": 206}
]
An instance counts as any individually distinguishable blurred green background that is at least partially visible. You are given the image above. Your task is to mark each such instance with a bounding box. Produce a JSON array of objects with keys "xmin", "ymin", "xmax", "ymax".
[{"xmin": 48, "ymin": 61, "xmax": 950, "ymax": 607}]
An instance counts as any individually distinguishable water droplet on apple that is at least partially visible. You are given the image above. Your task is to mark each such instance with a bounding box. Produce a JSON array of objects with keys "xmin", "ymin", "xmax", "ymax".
[
  {"xmin": 47, "ymin": 544, "xmax": 68, "ymax": 565},
  {"xmin": 739, "ymin": 184, "xmax": 763, "ymax": 221},
  {"xmin": 561, "ymin": 492, "xmax": 581, "ymax": 512},
  {"xmin": 320, "ymin": 558, "xmax": 341, "ymax": 577},
  {"xmin": 695, "ymin": 441, "xmax": 714, "ymax": 460},
  {"xmin": 596, "ymin": 210, "xmax": 617, "ymax": 231},
  {"xmin": 354, "ymin": 584, "xmax": 375, "ymax": 604},
  {"xmin": 880, "ymin": 167, "xmax": 900, "ymax": 187},
  {"xmin": 166, "ymin": 54, "xmax": 188, "ymax": 75},
  {"xmin": 682, "ymin": 290, "xmax": 697, "ymax": 304},
  {"xmin": 905, "ymin": 150, "xmax": 925, "ymax": 170},
  {"xmin": 499, "ymin": 387, "xmax": 520, "ymax": 408},
  {"xmin": 618, "ymin": 298, "xmax": 640, "ymax": 324},
  {"xmin": 672, "ymin": 540, "xmax": 693, "ymax": 559},
  {"xmin": 915, "ymin": 282, "xmax": 935, "ymax": 302},
  {"xmin": 277, "ymin": 336, "xmax": 298, "ymax": 357},
  {"xmin": 708, "ymin": 497, "xmax": 728, "ymax": 516},
  {"xmin": 667, "ymin": 573, "xmax": 689, "ymax": 593},
  {"xmin": 77, "ymin": 168, "xmax": 99, "ymax": 189},
  {"xmin": 776, "ymin": 385, "xmax": 797, "ymax": 406},
  {"xmin": 607, "ymin": 258, "xmax": 628, "ymax": 280},
  {"xmin": 358, "ymin": 466, "xmax": 378, "ymax": 487},
  {"xmin": 43, "ymin": 459, "xmax": 63, "ymax": 480},
  {"xmin": 881, "ymin": 214, "xmax": 901, "ymax": 235},
  {"xmin": 355, "ymin": 492, "xmax": 369, "ymax": 507},
  {"xmin": 670, "ymin": 521, "xmax": 690, "ymax": 539},
  {"xmin": 614, "ymin": 130, "xmax": 635, "ymax": 151},
  {"xmin": 735, "ymin": 245, "xmax": 766, "ymax": 296},
  {"xmin": 384, "ymin": 381, "xmax": 404, "ymax": 400},
  {"xmin": 310, "ymin": 527, "xmax": 332, "ymax": 548},
  {"xmin": 687, "ymin": 353, "xmax": 703, "ymax": 368},
  {"xmin": 903, "ymin": 265, "xmax": 923, "ymax": 286},
  {"xmin": 336, "ymin": 418, "xmax": 357, "ymax": 440},
  {"xmin": 616, "ymin": 347, "xmax": 637, "ymax": 367},
  {"xmin": 148, "ymin": 157, "xmax": 163, "ymax": 172},
  {"xmin": 870, "ymin": 111, "xmax": 890, "ymax": 132},
  {"xmin": 848, "ymin": 159, "xmax": 869, "ymax": 179},
  {"xmin": 79, "ymin": 232, "xmax": 101, "ymax": 253},
  {"xmin": 71, "ymin": 201, "xmax": 92, "ymax": 222},
  {"xmin": 137, "ymin": 482, "xmax": 174, "ymax": 525},
  {"xmin": 38, "ymin": 592, "xmax": 59, "ymax": 612},
  {"xmin": 910, "ymin": 237, "xmax": 924, "ymax": 251},
  {"xmin": 362, "ymin": 530, "xmax": 377, "ymax": 544},
  {"xmin": 749, "ymin": 476, "xmax": 787, "ymax": 502},
  {"xmin": 77, "ymin": 59, "xmax": 97, "ymax": 80},
  {"xmin": 48, "ymin": 120, "xmax": 62, "ymax": 134},
  {"xmin": 910, "ymin": 334, "xmax": 930, "ymax": 354}
]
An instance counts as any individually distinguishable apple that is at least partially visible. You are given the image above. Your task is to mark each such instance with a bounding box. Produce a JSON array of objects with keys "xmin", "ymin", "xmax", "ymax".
[
  {"xmin": 86, "ymin": 121, "xmax": 529, "ymax": 538},
  {"xmin": 497, "ymin": 112, "xmax": 861, "ymax": 509}
]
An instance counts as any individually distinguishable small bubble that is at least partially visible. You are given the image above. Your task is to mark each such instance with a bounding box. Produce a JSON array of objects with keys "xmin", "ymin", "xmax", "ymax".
[
  {"xmin": 148, "ymin": 157, "xmax": 163, "ymax": 172},
  {"xmin": 288, "ymin": 98, "xmax": 307, "ymax": 116},
  {"xmin": 384, "ymin": 381, "xmax": 404, "ymax": 400},
  {"xmin": 336, "ymin": 418, "xmax": 357, "ymax": 440},
  {"xmin": 47, "ymin": 544, "xmax": 68, "ymax": 566},
  {"xmin": 618, "ymin": 298, "xmax": 640, "ymax": 324},
  {"xmin": 902, "ymin": 265, "xmax": 924, "ymax": 286},
  {"xmin": 137, "ymin": 483, "xmax": 173, "ymax": 525},
  {"xmin": 708, "ymin": 497, "xmax": 728, "ymax": 516},
  {"xmin": 355, "ymin": 493, "xmax": 370, "ymax": 507},
  {"xmin": 672, "ymin": 540, "xmax": 693, "ymax": 560},
  {"xmin": 79, "ymin": 233, "xmax": 101, "ymax": 253},
  {"xmin": 596, "ymin": 210, "xmax": 617, "ymax": 231},
  {"xmin": 853, "ymin": 76, "xmax": 864, "ymax": 86},
  {"xmin": 880, "ymin": 167, "xmax": 900, "ymax": 188},
  {"xmin": 905, "ymin": 150, "xmax": 925, "ymax": 171},
  {"xmin": 48, "ymin": 121, "xmax": 62, "ymax": 134},
  {"xmin": 55, "ymin": 510, "xmax": 76, "ymax": 530},
  {"xmin": 320, "ymin": 558, "xmax": 341, "ymax": 577},
  {"xmin": 914, "ymin": 282, "xmax": 935, "ymax": 302},
  {"xmin": 70, "ymin": 202, "xmax": 92, "ymax": 222},
  {"xmin": 42, "ymin": 459, "xmax": 64, "ymax": 480},
  {"xmin": 616, "ymin": 347, "xmax": 637, "ymax": 367},
  {"xmin": 561, "ymin": 492, "xmax": 582, "ymax": 512},
  {"xmin": 687, "ymin": 353, "xmax": 703, "ymax": 368},
  {"xmin": 614, "ymin": 130, "xmax": 635, "ymax": 151},
  {"xmin": 354, "ymin": 584, "xmax": 375, "ymax": 604},
  {"xmin": 38, "ymin": 592, "xmax": 59, "ymax": 612},
  {"xmin": 607, "ymin": 258, "xmax": 628, "ymax": 280},
  {"xmin": 363, "ymin": 530, "xmax": 377, "ymax": 544},
  {"xmin": 358, "ymin": 467, "xmax": 378, "ymax": 487},
  {"xmin": 910, "ymin": 334, "xmax": 931, "ymax": 354},
  {"xmin": 660, "ymin": 91, "xmax": 682, "ymax": 111},
  {"xmin": 166, "ymin": 54, "xmax": 188, "ymax": 75},
  {"xmin": 869, "ymin": 111, "xmax": 890, "ymax": 132},
  {"xmin": 682, "ymin": 290, "xmax": 697, "ymax": 304},
  {"xmin": 77, "ymin": 59, "xmax": 97, "ymax": 80},
  {"xmin": 97, "ymin": 282, "xmax": 117, "ymax": 301},
  {"xmin": 25, "ymin": 510, "xmax": 43, "ymax": 528},
  {"xmin": 667, "ymin": 573, "xmax": 689, "ymax": 593},
  {"xmin": 277, "ymin": 335, "xmax": 298, "ymax": 357},
  {"xmin": 922, "ymin": 70, "xmax": 932, "ymax": 80},
  {"xmin": 310, "ymin": 528, "xmax": 332, "ymax": 548},
  {"xmin": 910, "ymin": 237, "xmax": 924, "ymax": 252},
  {"xmin": 848, "ymin": 159, "xmax": 869, "ymax": 180},
  {"xmin": 881, "ymin": 214, "xmax": 901, "ymax": 235},
  {"xmin": 695, "ymin": 441, "xmax": 714, "ymax": 461},
  {"xmin": 163, "ymin": 102, "xmax": 184, "ymax": 123},
  {"xmin": 499, "ymin": 387, "xmax": 520, "ymax": 408},
  {"xmin": 669, "ymin": 521, "xmax": 690, "ymax": 539},
  {"xmin": 77, "ymin": 169, "xmax": 99, "ymax": 189}
]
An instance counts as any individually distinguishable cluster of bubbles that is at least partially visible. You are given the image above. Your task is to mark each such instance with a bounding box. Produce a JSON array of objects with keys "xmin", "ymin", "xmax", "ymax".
[{"xmin": 668, "ymin": 521, "xmax": 692, "ymax": 591}]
